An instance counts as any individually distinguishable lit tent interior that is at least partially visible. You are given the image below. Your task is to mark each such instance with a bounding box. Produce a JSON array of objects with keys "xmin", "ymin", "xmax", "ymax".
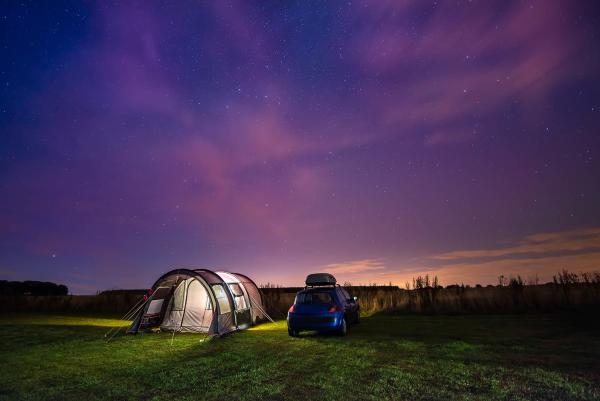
[{"xmin": 127, "ymin": 269, "xmax": 267, "ymax": 336}]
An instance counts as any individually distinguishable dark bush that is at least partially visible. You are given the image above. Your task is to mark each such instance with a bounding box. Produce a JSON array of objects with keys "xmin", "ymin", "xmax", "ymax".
[{"xmin": 0, "ymin": 280, "xmax": 68, "ymax": 296}]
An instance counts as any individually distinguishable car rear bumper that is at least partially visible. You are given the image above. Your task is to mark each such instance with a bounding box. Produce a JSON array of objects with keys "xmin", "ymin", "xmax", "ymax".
[{"xmin": 287, "ymin": 313, "xmax": 343, "ymax": 332}]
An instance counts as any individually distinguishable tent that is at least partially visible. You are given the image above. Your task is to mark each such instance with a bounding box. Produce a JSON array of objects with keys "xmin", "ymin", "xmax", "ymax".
[{"xmin": 127, "ymin": 268, "xmax": 266, "ymax": 336}]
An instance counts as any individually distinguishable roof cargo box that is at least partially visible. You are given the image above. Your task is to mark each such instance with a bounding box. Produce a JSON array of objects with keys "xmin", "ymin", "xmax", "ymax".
[{"xmin": 305, "ymin": 273, "xmax": 336, "ymax": 287}]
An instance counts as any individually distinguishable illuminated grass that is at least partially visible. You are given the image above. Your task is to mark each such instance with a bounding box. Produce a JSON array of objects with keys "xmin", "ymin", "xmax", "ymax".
[
  {"xmin": 0, "ymin": 313, "xmax": 599, "ymax": 401},
  {"xmin": 1, "ymin": 314, "xmax": 128, "ymax": 327}
]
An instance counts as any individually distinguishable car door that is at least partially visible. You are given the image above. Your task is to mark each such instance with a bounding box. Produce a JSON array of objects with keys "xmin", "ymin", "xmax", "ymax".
[
  {"xmin": 336, "ymin": 287, "xmax": 351, "ymax": 318},
  {"xmin": 339, "ymin": 287, "xmax": 357, "ymax": 321}
]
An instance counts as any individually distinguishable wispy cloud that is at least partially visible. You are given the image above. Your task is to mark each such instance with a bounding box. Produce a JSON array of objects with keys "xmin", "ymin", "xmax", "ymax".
[
  {"xmin": 349, "ymin": 1, "xmax": 591, "ymax": 145},
  {"xmin": 407, "ymin": 227, "xmax": 600, "ymax": 285},
  {"xmin": 318, "ymin": 228, "xmax": 600, "ymax": 287},
  {"xmin": 322, "ymin": 259, "xmax": 386, "ymax": 275},
  {"xmin": 431, "ymin": 227, "xmax": 600, "ymax": 261}
]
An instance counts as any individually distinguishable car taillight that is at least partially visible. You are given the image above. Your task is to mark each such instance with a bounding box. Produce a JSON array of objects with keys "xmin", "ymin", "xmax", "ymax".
[
  {"xmin": 288, "ymin": 305, "xmax": 295, "ymax": 313},
  {"xmin": 328, "ymin": 304, "xmax": 340, "ymax": 313}
]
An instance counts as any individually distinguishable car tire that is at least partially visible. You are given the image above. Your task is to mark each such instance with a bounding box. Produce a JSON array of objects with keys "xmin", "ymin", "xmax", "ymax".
[
  {"xmin": 288, "ymin": 327, "xmax": 299, "ymax": 337},
  {"xmin": 338, "ymin": 317, "xmax": 347, "ymax": 336}
]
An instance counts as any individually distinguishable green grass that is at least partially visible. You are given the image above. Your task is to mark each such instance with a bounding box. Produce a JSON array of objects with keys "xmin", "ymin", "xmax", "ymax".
[{"xmin": 1, "ymin": 313, "xmax": 599, "ymax": 401}]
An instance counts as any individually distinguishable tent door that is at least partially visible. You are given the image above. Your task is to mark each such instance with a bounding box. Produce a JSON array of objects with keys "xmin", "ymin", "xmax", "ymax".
[
  {"xmin": 160, "ymin": 279, "xmax": 213, "ymax": 333},
  {"xmin": 228, "ymin": 283, "xmax": 252, "ymax": 329},
  {"xmin": 139, "ymin": 286, "xmax": 173, "ymax": 330},
  {"xmin": 235, "ymin": 309, "xmax": 252, "ymax": 328}
]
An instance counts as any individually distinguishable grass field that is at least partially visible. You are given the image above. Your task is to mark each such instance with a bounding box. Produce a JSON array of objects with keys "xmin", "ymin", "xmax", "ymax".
[{"xmin": 1, "ymin": 313, "xmax": 599, "ymax": 401}]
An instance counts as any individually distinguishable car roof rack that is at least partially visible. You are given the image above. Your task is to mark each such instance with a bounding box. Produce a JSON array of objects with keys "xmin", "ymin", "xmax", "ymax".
[
  {"xmin": 304, "ymin": 284, "xmax": 341, "ymax": 290},
  {"xmin": 304, "ymin": 273, "xmax": 337, "ymax": 288}
]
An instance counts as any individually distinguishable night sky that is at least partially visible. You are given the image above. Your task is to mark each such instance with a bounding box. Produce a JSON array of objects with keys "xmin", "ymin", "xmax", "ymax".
[{"xmin": 2, "ymin": 1, "xmax": 600, "ymax": 293}]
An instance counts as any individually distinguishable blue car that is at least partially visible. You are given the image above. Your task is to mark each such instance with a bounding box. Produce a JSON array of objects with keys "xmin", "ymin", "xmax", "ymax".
[{"xmin": 287, "ymin": 273, "xmax": 360, "ymax": 337}]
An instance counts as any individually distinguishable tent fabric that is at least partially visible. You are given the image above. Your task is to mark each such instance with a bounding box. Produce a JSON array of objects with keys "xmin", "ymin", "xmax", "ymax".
[
  {"xmin": 128, "ymin": 268, "xmax": 265, "ymax": 336},
  {"xmin": 216, "ymin": 272, "xmax": 253, "ymax": 329},
  {"xmin": 160, "ymin": 278, "xmax": 214, "ymax": 333},
  {"xmin": 230, "ymin": 272, "xmax": 264, "ymax": 323}
]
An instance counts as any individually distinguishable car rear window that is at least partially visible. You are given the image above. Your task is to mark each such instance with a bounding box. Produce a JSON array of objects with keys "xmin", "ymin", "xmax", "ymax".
[{"xmin": 296, "ymin": 291, "xmax": 333, "ymax": 304}]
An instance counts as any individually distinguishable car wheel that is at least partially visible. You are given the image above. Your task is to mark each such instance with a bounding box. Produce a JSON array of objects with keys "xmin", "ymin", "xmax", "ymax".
[
  {"xmin": 288, "ymin": 327, "xmax": 298, "ymax": 337},
  {"xmin": 338, "ymin": 317, "xmax": 347, "ymax": 336}
]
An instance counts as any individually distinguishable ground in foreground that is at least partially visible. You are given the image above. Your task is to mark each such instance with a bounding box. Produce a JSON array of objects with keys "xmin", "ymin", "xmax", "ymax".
[{"xmin": 1, "ymin": 313, "xmax": 599, "ymax": 401}]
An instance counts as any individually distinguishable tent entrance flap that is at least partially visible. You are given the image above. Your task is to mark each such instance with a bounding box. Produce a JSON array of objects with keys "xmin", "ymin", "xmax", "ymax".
[
  {"xmin": 138, "ymin": 286, "xmax": 173, "ymax": 331},
  {"xmin": 228, "ymin": 282, "xmax": 252, "ymax": 328},
  {"xmin": 160, "ymin": 278, "xmax": 214, "ymax": 333}
]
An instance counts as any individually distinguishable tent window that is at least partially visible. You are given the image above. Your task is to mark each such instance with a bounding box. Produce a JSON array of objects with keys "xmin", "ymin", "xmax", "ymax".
[
  {"xmin": 212, "ymin": 284, "xmax": 231, "ymax": 314},
  {"xmin": 228, "ymin": 283, "xmax": 248, "ymax": 310},
  {"xmin": 146, "ymin": 299, "xmax": 164, "ymax": 315},
  {"xmin": 229, "ymin": 283, "xmax": 244, "ymax": 296},
  {"xmin": 235, "ymin": 295, "xmax": 248, "ymax": 310}
]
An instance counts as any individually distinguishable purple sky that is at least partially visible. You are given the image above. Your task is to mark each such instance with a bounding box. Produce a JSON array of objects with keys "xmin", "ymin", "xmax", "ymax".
[{"xmin": 2, "ymin": 1, "xmax": 600, "ymax": 293}]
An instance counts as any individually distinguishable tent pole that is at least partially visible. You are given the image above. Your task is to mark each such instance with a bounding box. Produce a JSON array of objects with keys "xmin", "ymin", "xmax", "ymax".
[
  {"xmin": 197, "ymin": 295, "xmax": 210, "ymax": 342},
  {"xmin": 172, "ymin": 279, "xmax": 190, "ymax": 345},
  {"xmin": 106, "ymin": 299, "xmax": 149, "ymax": 342},
  {"xmin": 104, "ymin": 295, "xmax": 148, "ymax": 338},
  {"xmin": 247, "ymin": 294, "xmax": 275, "ymax": 323}
]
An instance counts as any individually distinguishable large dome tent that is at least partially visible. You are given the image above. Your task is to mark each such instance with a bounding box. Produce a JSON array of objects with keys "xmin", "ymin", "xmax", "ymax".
[{"xmin": 127, "ymin": 268, "xmax": 269, "ymax": 336}]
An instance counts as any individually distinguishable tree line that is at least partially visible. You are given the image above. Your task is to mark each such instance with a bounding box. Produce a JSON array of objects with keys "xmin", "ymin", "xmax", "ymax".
[{"xmin": 0, "ymin": 280, "xmax": 68, "ymax": 296}]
